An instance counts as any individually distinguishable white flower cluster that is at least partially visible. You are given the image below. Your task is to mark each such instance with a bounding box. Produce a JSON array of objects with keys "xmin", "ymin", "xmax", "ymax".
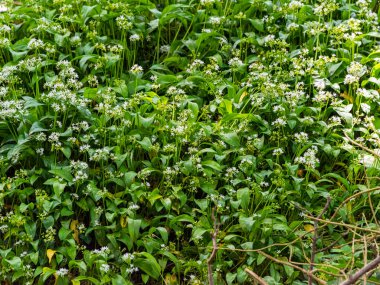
[
  {"xmin": 130, "ymin": 64, "xmax": 143, "ymax": 74},
  {"xmin": 273, "ymin": 148, "xmax": 284, "ymax": 156},
  {"xmin": 344, "ymin": 61, "xmax": 367, "ymax": 85},
  {"xmin": 200, "ymin": 0, "xmax": 215, "ymax": 6},
  {"xmin": 41, "ymin": 61, "xmax": 87, "ymax": 111},
  {"xmin": 294, "ymin": 146, "xmax": 319, "ymax": 168},
  {"xmin": 92, "ymin": 246, "xmax": 110, "ymax": 257},
  {"xmin": 56, "ymin": 268, "xmax": 69, "ymax": 277},
  {"xmin": 70, "ymin": 160, "xmax": 89, "ymax": 182},
  {"xmin": 271, "ymin": 117, "xmax": 287, "ymax": 128},
  {"xmin": 228, "ymin": 57, "xmax": 244, "ymax": 69},
  {"xmin": 187, "ymin": 59, "xmax": 204, "ymax": 72},
  {"xmin": 116, "ymin": 15, "xmax": 133, "ymax": 30},
  {"xmin": 294, "ymin": 132, "xmax": 309, "ymax": 144},
  {"xmin": 0, "ymin": 100, "xmax": 26, "ymax": 120},
  {"xmin": 90, "ymin": 147, "xmax": 111, "ymax": 162},
  {"xmin": 27, "ymin": 38, "xmax": 45, "ymax": 50}
]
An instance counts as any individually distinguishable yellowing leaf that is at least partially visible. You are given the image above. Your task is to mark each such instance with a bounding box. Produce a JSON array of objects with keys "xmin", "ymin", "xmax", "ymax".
[
  {"xmin": 70, "ymin": 220, "xmax": 80, "ymax": 244},
  {"xmin": 239, "ymin": 91, "xmax": 248, "ymax": 103},
  {"xmin": 72, "ymin": 279, "xmax": 80, "ymax": 285},
  {"xmin": 304, "ymin": 224, "xmax": 315, "ymax": 233},
  {"xmin": 165, "ymin": 274, "xmax": 178, "ymax": 285},
  {"xmin": 46, "ymin": 249, "xmax": 56, "ymax": 264},
  {"xmin": 340, "ymin": 92, "xmax": 353, "ymax": 103},
  {"xmin": 120, "ymin": 216, "xmax": 127, "ymax": 228}
]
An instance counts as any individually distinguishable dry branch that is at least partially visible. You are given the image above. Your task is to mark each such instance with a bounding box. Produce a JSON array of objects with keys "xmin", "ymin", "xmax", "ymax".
[
  {"xmin": 257, "ymin": 250, "xmax": 327, "ymax": 285},
  {"xmin": 244, "ymin": 268, "xmax": 269, "ymax": 285},
  {"xmin": 304, "ymin": 215, "xmax": 380, "ymax": 235},
  {"xmin": 309, "ymin": 197, "xmax": 331, "ymax": 285},
  {"xmin": 339, "ymin": 255, "xmax": 380, "ymax": 285},
  {"xmin": 207, "ymin": 208, "xmax": 219, "ymax": 285},
  {"xmin": 343, "ymin": 132, "xmax": 380, "ymax": 158}
]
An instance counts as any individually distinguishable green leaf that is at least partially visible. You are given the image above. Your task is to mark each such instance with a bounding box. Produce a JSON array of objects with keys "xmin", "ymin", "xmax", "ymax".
[
  {"xmin": 237, "ymin": 188, "xmax": 250, "ymax": 212},
  {"xmin": 191, "ymin": 227, "xmax": 207, "ymax": 241},
  {"xmin": 5, "ymin": 257, "xmax": 22, "ymax": 270},
  {"xmin": 284, "ymin": 264, "xmax": 294, "ymax": 277},
  {"xmin": 226, "ymin": 272, "xmax": 237, "ymax": 285},
  {"xmin": 257, "ymin": 254, "xmax": 266, "ymax": 265},
  {"xmin": 139, "ymin": 137, "xmax": 152, "ymax": 151},
  {"xmin": 135, "ymin": 252, "xmax": 161, "ymax": 280},
  {"xmin": 148, "ymin": 189, "xmax": 162, "ymax": 206},
  {"xmin": 220, "ymin": 132, "xmax": 240, "ymax": 147},
  {"xmin": 53, "ymin": 181, "xmax": 66, "ymax": 197},
  {"xmin": 72, "ymin": 276, "xmax": 100, "ymax": 285},
  {"xmin": 49, "ymin": 167, "xmax": 73, "ymax": 183},
  {"xmin": 239, "ymin": 216, "xmax": 255, "ymax": 232},
  {"xmin": 202, "ymin": 160, "xmax": 222, "ymax": 172},
  {"xmin": 29, "ymin": 121, "xmax": 47, "ymax": 134},
  {"xmin": 250, "ymin": 19, "xmax": 264, "ymax": 32},
  {"xmin": 23, "ymin": 96, "xmax": 44, "ymax": 108},
  {"xmin": 169, "ymin": 214, "xmax": 195, "ymax": 227},
  {"xmin": 128, "ymin": 218, "xmax": 141, "ymax": 243}
]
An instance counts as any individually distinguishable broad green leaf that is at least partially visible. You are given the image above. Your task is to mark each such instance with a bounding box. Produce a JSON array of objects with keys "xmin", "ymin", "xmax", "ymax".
[
  {"xmin": 135, "ymin": 252, "xmax": 161, "ymax": 280},
  {"xmin": 220, "ymin": 132, "xmax": 240, "ymax": 147}
]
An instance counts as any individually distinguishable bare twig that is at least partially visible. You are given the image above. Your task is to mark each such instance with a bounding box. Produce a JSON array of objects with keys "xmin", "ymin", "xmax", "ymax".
[
  {"xmin": 256, "ymin": 250, "xmax": 327, "ymax": 285},
  {"xmin": 343, "ymin": 132, "xmax": 380, "ymax": 158},
  {"xmin": 309, "ymin": 197, "xmax": 331, "ymax": 285},
  {"xmin": 305, "ymin": 215, "xmax": 380, "ymax": 235},
  {"xmin": 339, "ymin": 255, "xmax": 380, "ymax": 285},
  {"xmin": 363, "ymin": 235, "xmax": 367, "ymax": 285},
  {"xmin": 207, "ymin": 208, "xmax": 219, "ymax": 285},
  {"xmin": 316, "ymin": 231, "xmax": 349, "ymax": 253},
  {"xmin": 244, "ymin": 268, "xmax": 268, "ymax": 285},
  {"xmin": 330, "ymin": 186, "xmax": 380, "ymax": 221}
]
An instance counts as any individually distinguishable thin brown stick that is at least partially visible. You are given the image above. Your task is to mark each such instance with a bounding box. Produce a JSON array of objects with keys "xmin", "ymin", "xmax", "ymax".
[
  {"xmin": 364, "ymin": 235, "xmax": 367, "ymax": 285},
  {"xmin": 316, "ymin": 231, "xmax": 349, "ymax": 253},
  {"xmin": 289, "ymin": 260, "xmax": 346, "ymax": 278},
  {"xmin": 207, "ymin": 208, "xmax": 218, "ymax": 285},
  {"xmin": 339, "ymin": 255, "xmax": 380, "ymax": 285},
  {"xmin": 309, "ymin": 197, "xmax": 331, "ymax": 285},
  {"xmin": 330, "ymin": 186, "xmax": 380, "ymax": 221},
  {"xmin": 244, "ymin": 268, "xmax": 268, "ymax": 285},
  {"xmin": 343, "ymin": 132, "xmax": 380, "ymax": 158},
  {"xmin": 256, "ymin": 250, "xmax": 327, "ymax": 285},
  {"xmin": 304, "ymin": 215, "xmax": 380, "ymax": 235}
]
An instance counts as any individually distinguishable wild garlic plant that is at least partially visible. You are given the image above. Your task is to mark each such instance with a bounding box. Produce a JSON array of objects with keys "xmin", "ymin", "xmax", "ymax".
[{"xmin": 0, "ymin": 0, "xmax": 380, "ymax": 284}]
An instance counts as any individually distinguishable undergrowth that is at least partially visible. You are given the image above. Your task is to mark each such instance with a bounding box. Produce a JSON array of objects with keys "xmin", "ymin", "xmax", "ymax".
[{"xmin": 1, "ymin": 0, "xmax": 380, "ymax": 284}]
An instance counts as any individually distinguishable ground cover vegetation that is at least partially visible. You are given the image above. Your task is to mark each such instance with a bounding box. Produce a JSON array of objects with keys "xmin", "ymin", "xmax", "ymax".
[{"xmin": 0, "ymin": 0, "xmax": 380, "ymax": 283}]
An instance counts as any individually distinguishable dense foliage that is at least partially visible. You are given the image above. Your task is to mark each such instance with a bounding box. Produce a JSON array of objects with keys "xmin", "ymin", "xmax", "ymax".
[{"xmin": 1, "ymin": 0, "xmax": 380, "ymax": 284}]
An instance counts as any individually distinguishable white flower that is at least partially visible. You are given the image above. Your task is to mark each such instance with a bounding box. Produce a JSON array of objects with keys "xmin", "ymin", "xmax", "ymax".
[
  {"xmin": 271, "ymin": 117, "xmax": 287, "ymax": 128},
  {"xmin": 209, "ymin": 16, "xmax": 222, "ymax": 25},
  {"xmin": 360, "ymin": 103, "xmax": 370, "ymax": 114},
  {"xmin": 294, "ymin": 146, "xmax": 319, "ymax": 168},
  {"xmin": 27, "ymin": 38, "xmax": 45, "ymax": 49},
  {"xmin": 129, "ymin": 34, "xmax": 141, "ymax": 42},
  {"xmin": 200, "ymin": 0, "xmax": 215, "ymax": 6},
  {"xmin": 130, "ymin": 64, "xmax": 143, "ymax": 74},
  {"xmin": 100, "ymin": 263, "xmax": 110, "ymax": 273},
  {"xmin": 122, "ymin": 252, "xmax": 135, "ymax": 262},
  {"xmin": 56, "ymin": 268, "xmax": 69, "ymax": 277},
  {"xmin": 160, "ymin": 45, "xmax": 170, "ymax": 53},
  {"xmin": 314, "ymin": 80, "xmax": 326, "ymax": 90},
  {"xmin": 228, "ymin": 57, "xmax": 244, "ymax": 69},
  {"xmin": 294, "ymin": 132, "xmax": 309, "ymax": 144},
  {"xmin": 273, "ymin": 148, "xmax": 284, "ymax": 156},
  {"xmin": 344, "ymin": 74, "xmax": 358, "ymax": 85}
]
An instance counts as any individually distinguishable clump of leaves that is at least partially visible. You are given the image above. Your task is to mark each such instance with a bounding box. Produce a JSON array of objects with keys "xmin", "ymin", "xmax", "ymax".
[{"xmin": 0, "ymin": 0, "xmax": 380, "ymax": 284}]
